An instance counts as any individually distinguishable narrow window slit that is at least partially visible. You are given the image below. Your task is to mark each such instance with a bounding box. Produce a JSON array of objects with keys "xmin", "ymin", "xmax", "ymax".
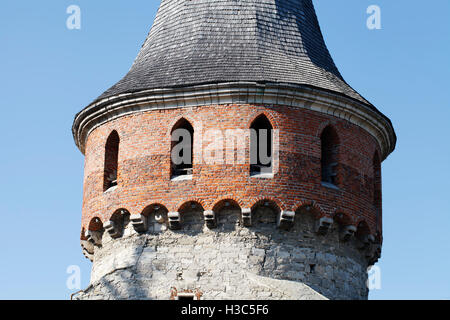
[{"xmin": 250, "ymin": 115, "xmax": 273, "ymax": 176}]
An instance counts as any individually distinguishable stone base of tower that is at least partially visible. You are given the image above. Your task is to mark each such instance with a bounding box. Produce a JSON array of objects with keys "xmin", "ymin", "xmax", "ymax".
[{"xmin": 75, "ymin": 207, "xmax": 370, "ymax": 300}]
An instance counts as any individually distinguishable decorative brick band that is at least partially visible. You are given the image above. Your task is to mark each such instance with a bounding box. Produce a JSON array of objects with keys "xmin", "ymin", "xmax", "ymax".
[{"xmin": 82, "ymin": 206, "xmax": 382, "ymax": 266}]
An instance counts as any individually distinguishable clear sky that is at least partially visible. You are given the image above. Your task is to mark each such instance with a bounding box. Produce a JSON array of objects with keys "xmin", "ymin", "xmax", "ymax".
[{"xmin": 0, "ymin": 0, "xmax": 448, "ymax": 300}]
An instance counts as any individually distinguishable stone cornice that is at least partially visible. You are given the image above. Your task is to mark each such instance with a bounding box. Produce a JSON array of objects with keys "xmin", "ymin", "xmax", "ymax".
[{"xmin": 72, "ymin": 82, "xmax": 396, "ymax": 160}]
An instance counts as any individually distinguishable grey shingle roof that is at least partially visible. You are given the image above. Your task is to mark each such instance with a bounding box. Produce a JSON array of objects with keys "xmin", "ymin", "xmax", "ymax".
[{"xmin": 95, "ymin": 0, "xmax": 370, "ymax": 105}]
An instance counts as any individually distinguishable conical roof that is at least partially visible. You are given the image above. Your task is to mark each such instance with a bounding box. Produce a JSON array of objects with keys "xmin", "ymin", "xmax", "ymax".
[{"xmin": 97, "ymin": 0, "xmax": 367, "ymax": 104}]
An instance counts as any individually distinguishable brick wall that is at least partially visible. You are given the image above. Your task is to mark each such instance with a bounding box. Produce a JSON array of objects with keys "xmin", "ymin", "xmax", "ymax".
[{"xmin": 81, "ymin": 103, "xmax": 382, "ymax": 239}]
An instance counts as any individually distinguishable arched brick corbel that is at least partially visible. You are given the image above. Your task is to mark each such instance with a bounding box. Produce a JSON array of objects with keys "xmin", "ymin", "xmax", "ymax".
[
  {"xmin": 131, "ymin": 214, "xmax": 148, "ymax": 233},
  {"xmin": 367, "ymin": 243, "xmax": 382, "ymax": 266},
  {"xmin": 103, "ymin": 209, "xmax": 131, "ymax": 238},
  {"xmin": 85, "ymin": 229, "xmax": 102, "ymax": 246},
  {"xmin": 357, "ymin": 234, "xmax": 375, "ymax": 250},
  {"xmin": 277, "ymin": 211, "xmax": 295, "ymax": 230},
  {"xmin": 103, "ymin": 220, "xmax": 122, "ymax": 238},
  {"xmin": 315, "ymin": 216, "xmax": 334, "ymax": 235},
  {"xmin": 203, "ymin": 210, "xmax": 217, "ymax": 229},
  {"xmin": 339, "ymin": 225, "xmax": 357, "ymax": 242},
  {"xmin": 241, "ymin": 208, "xmax": 252, "ymax": 227},
  {"xmin": 168, "ymin": 211, "xmax": 181, "ymax": 230}
]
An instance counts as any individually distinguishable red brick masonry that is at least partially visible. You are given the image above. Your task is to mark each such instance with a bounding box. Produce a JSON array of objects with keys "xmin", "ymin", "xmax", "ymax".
[{"xmin": 81, "ymin": 104, "xmax": 382, "ymax": 241}]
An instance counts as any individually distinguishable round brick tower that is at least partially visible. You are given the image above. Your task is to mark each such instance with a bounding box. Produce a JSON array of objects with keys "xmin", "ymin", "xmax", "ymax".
[{"xmin": 72, "ymin": 0, "xmax": 396, "ymax": 300}]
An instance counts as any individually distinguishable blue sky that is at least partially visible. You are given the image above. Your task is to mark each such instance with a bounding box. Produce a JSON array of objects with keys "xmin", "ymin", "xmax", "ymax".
[{"xmin": 0, "ymin": 0, "xmax": 448, "ymax": 300}]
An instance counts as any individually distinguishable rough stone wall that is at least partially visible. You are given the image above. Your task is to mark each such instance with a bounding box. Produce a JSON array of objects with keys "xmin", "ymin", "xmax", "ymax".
[
  {"xmin": 76, "ymin": 207, "xmax": 369, "ymax": 300},
  {"xmin": 80, "ymin": 104, "xmax": 382, "ymax": 236}
]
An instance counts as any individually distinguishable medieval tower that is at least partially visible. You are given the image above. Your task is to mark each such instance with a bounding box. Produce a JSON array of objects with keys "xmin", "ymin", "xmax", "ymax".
[{"xmin": 72, "ymin": 0, "xmax": 396, "ymax": 300}]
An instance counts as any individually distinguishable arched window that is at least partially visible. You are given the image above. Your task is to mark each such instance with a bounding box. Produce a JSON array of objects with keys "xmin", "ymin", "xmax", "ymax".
[
  {"xmin": 171, "ymin": 118, "xmax": 194, "ymax": 177},
  {"xmin": 321, "ymin": 126, "xmax": 339, "ymax": 185},
  {"xmin": 373, "ymin": 152, "xmax": 382, "ymax": 218},
  {"xmin": 250, "ymin": 115, "xmax": 273, "ymax": 175},
  {"xmin": 103, "ymin": 131, "xmax": 120, "ymax": 191}
]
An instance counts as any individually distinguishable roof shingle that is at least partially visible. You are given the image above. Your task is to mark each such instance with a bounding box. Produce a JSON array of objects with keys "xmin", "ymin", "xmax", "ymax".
[{"xmin": 95, "ymin": 0, "xmax": 370, "ymax": 105}]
